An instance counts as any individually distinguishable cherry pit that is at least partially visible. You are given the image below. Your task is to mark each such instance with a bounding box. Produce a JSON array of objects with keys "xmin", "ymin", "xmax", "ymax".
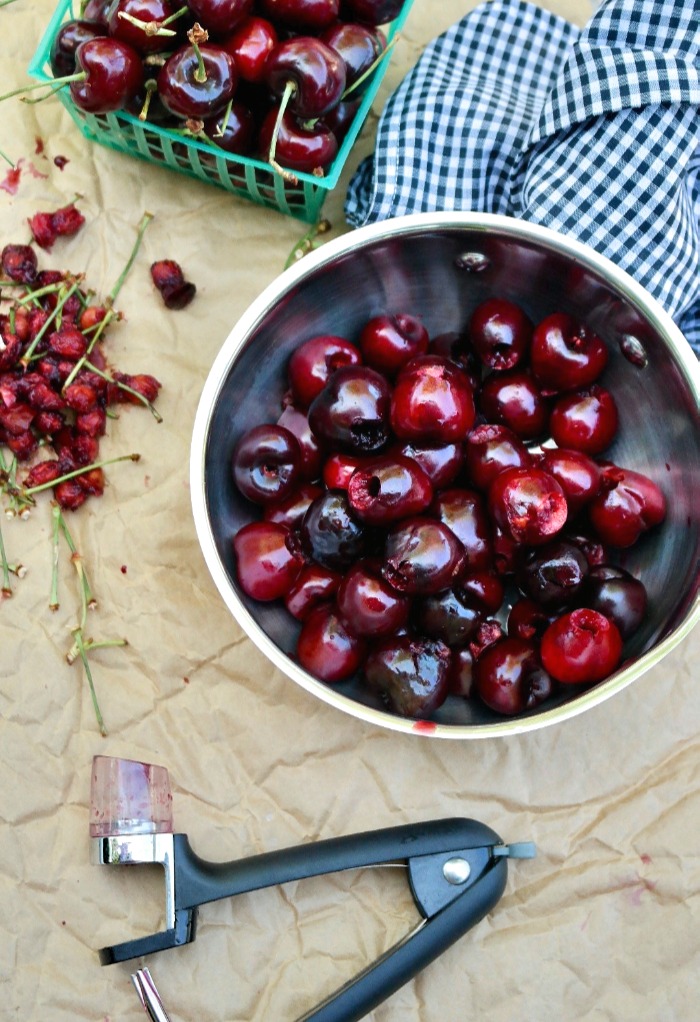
[{"xmin": 229, "ymin": 296, "xmax": 666, "ymax": 724}]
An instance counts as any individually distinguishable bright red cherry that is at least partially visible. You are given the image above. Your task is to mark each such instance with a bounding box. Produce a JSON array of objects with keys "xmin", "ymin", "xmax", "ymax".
[
  {"xmin": 469, "ymin": 298, "xmax": 533, "ymax": 371},
  {"xmin": 465, "ymin": 423, "xmax": 531, "ymax": 491},
  {"xmin": 221, "ymin": 15, "xmax": 278, "ymax": 82},
  {"xmin": 284, "ymin": 563, "xmax": 341, "ymax": 620},
  {"xmin": 296, "ymin": 602, "xmax": 366, "ymax": 682},
  {"xmin": 488, "ymin": 466, "xmax": 568, "ymax": 546},
  {"xmin": 288, "ymin": 334, "xmax": 362, "ymax": 408},
  {"xmin": 347, "ymin": 453, "xmax": 433, "ymax": 525},
  {"xmin": 537, "ymin": 447, "xmax": 601, "ymax": 516},
  {"xmin": 588, "ymin": 465, "xmax": 666, "ymax": 547},
  {"xmin": 364, "ymin": 636, "xmax": 451, "ymax": 718},
  {"xmin": 264, "ymin": 481, "xmax": 323, "ymax": 529},
  {"xmin": 381, "ymin": 517, "xmax": 466, "ymax": 595},
  {"xmin": 358, "ymin": 313, "xmax": 429, "ymax": 377},
  {"xmin": 70, "ymin": 38, "xmax": 144, "ymax": 113},
  {"xmin": 337, "ymin": 561, "xmax": 410, "ymax": 637},
  {"xmin": 474, "ymin": 637, "xmax": 553, "ymax": 716},
  {"xmin": 549, "ymin": 385, "xmax": 618, "ymax": 455},
  {"xmin": 479, "ymin": 370, "xmax": 549, "ymax": 440},
  {"xmin": 390, "ymin": 355, "xmax": 476, "ymax": 443},
  {"xmin": 431, "ymin": 487, "xmax": 492, "ymax": 571},
  {"xmin": 322, "ymin": 451, "xmax": 371, "ymax": 490},
  {"xmin": 258, "ymin": 106, "xmax": 339, "ymax": 173},
  {"xmin": 233, "ymin": 521, "xmax": 304, "ymax": 601},
  {"xmin": 391, "ymin": 439, "xmax": 465, "ymax": 490},
  {"xmin": 530, "ymin": 312, "xmax": 608, "ymax": 392},
  {"xmin": 540, "ymin": 608, "xmax": 623, "ymax": 684}
]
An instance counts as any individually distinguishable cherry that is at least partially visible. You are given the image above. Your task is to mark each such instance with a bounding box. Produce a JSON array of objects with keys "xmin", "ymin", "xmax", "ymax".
[
  {"xmin": 381, "ymin": 517, "xmax": 466, "ymax": 595},
  {"xmin": 300, "ymin": 489, "xmax": 367, "ymax": 569},
  {"xmin": 530, "ymin": 312, "xmax": 608, "ymax": 392},
  {"xmin": 584, "ymin": 564, "xmax": 648, "ymax": 639},
  {"xmin": 82, "ymin": 0, "xmax": 112, "ymax": 27},
  {"xmin": 308, "ymin": 365, "xmax": 391, "ymax": 453},
  {"xmin": 428, "ymin": 331, "xmax": 481, "ymax": 390},
  {"xmin": 258, "ymin": 105, "xmax": 339, "ymax": 173},
  {"xmin": 537, "ymin": 447, "xmax": 601, "ymax": 516},
  {"xmin": 456, "ymin": 569, "xmax": 504, "ymax": 614},
  {"xmin": 474, "ymin": 638, "xmax": 553, "ymax": 716},
  {"xmin": 358, "ymin": 313, "xmax": 429, "ymax": 377},
  {"xmin": 107, "ymin": 0, "xmax": 182, "ymax": 55},
  {"xmin": 221, "ymin": 15, "xmax": 278, "ymax": 83},
  {"xmin": 284, "ymin": 563, "xmax": 341, "ymax": 620},
  {"xmin": 322, "ymin": 451, "xmax": 371, "ymax": 490},
  {"xmin": 488, "ymin": 466, "xmax": 568, "ymax": 546},
  {"xmin": 337, "ymin": 561, "xmax": 410, "ymax": 637},
  {"xmin": 479, "ymin": 370, "xmax": 549, "ymax": 440},
  {"xmin": 150, "ymin": 259, "xmax": 197, "ymax": 308},
  {"xmin": 390, "ymin": 355, "xmax": 476, "ymax": 443},
  {"xmin": 507, "ymin": 599, "xmax": 555, "ymax": 642},
  {"xmin": 447, "ymin": 647, "xmax": 475, "ymax": 698},
  {"xmin": 341, "ymin": 0, "xmax": 404, "ymax": 25},
  {"xmin": 391, "ymin": 439, "xmax": 465, "ymax": 490},
  {"xmin": 413, "ymin": 588, "xmax": 483, "ymax": 647},
  {"xmin": 469, "ymin": 298, "xmax": 533, "ymax": 371},
  {"xmin": 50, "ymin": 19, "xmax": 106, "ymax": 77},
  {"xmin": 232, "ymin": 521, "xmax": 304, "ymax": 601},
  {"xmin": 347, "ymin": 453, "xmax": 433, "ymax": 525},
  {"xmin": 203, "ymin": 100, "xmax": 255, "ymax": 154},
  {"xmin": 232, "ymin": 423, "xmax": 302, "ymax": 505},
  {"xmin": 364, "ymin": 636, "xmax": 451, "ymax": 718},
  {"xmin": 260, "ymin": 0, "xmax": 340, "ymax": 32},
  {"xmin": 263, "ymin": 481, "xmax": 323, "ymax": 529},
  {"xmin": 1, "ymin": 244, "xmax": 38, "ymax": 284},
  {"xmin": 588, "ymin": 465, "xmax": 666, "ymax": 547},
  {"xmin": 549, "ymin": 385, "xmax": 618, "ymax": 455},
  {"xmin": 158, "ymin": 33, "xmax": 238, "ymax": 119},
  {"xmin": 465, "ymin": 423, "xmax": 531, "ymax": 491},
  {"xmin": 187, "ymin": 0, "xmax": 254, "ymax": 37},
  {"xmin": 288, "ymin": 334, "xmax": 362, "ymax": 408},
  {"xmin": 277, "ymin": 403, "xmax": 322, "ymax": 479},
  {"xmin": 321, "ymin": 21, "xmax": 385, "ymax": 95},
  {"xmin": 564, "ymin": 531, "xmax": 609, "ymax": 567},
  {"xmin": 70, "ymin": 37, "xmax": 144, "ymax": 113},
  {"xmin": 516, "ymin": 539, "xmax": 589, "ymax": 609},
  {"xmin": 318, "ymin": 96, "xmax": 361, "ymax": 141},
  {"xmin": 296, "ymin": 602, "xmax": 366, "ymax": 682},
  {"xmin": 265, "ymin": 36, "xmax": 346, "ymax": 119},
  {"xmin": 431, "ymin": 488, "xmax": 492, "ymax": 571},
  {"xmin": 540, "ymin": 608, "xmax": 623, "ymax": 684}
]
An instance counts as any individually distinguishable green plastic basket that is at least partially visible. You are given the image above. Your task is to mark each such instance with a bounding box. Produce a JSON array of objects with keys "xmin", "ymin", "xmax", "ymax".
[{"xmin": 29, "ymin": 0, "xmax": 415, "ymax": 223}]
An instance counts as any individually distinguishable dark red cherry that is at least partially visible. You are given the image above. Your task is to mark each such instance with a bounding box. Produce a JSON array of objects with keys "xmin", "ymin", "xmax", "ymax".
[
  {"xmin": 265, "ymin": 37, "xmax": 346, "ymax": 119},
  {"xmin": 364, "ymin": 636, "xmax": 451, "ymax": 718},
  {"xmin": 296, "ymin": 602, "xmax": 366, "ymax": 682},
  {"xmin": 308, "ymin": 365, "xmax": 391, "ymax": 454},
  {"xmin": 584, "ymin": 564, "xmax": 648, "ymax": 639},
  {"xmin": 390, "ymin": 355, "xmax": 476, "ymax": 443},
  {"xmin": 537, "ymin": 447, "xmax": 601, "ymax": 516},
  {"xmin": 391, "ymin": 439, "xmax": 465, "ymax": 490},
  {"xmin": 341, "ymin": 0, "xmax": 405, "ymax": 26},
  {"xmin": 260, "ymin": 0, "xmax": 340, "ymax": 32},
  {"xmin": 288, "ymin": 334, "xmax": 362, "ymax": 408},
  {"xmin": 264, "ymin": 481, "xmax": 323, "ymax": 529},
  {"xmin": 188, "ymin": 0, "xmax": 254, "ymax": 36},
  {"xmin": 488, "ymin": 466, "xmax": 568, "ymax": 546},
  {"xmin": 588, "ymin": 466, "xmax": 666, "ymax": 547},
  {"xmin": 465, "ymin": 423, "xmax": 531, "ymax": 491},
  {"xmin": 50, "ymin": 19, "xmax": 106, "ymax": 77},
  {"xmin": 358, "ymin": 313, "xmax": 429, "ymax": 377},
  {"xmin": 540, "ymin": 608, "xmax": 622, "ymax": 684},
  {"xmin": 107, "ymin": 0, "xmax": 179, "ymax": 55},
  {"xmin": 469, "ymin": 298, "xmax": 533, "ymax": 371},
  {"xmin": 474, "ymin": 638, "xmax": 553, "ymax": 716},
  {"xmin": 1, "ymin": 244, "xmax": 38, "ymax": 285},
  {"xmin": 516, "ymin": 539, "xmax": 589, "ymax": 610},
  {"xmin": 277, "ymin": 404, "xmax": 322, "ymax": 480},
  {"xmin": 456, "ymin": 570, "xmax": 504, "ymax": 614},
  {"xmin": 203, "ymin": 100, "xmax": 255, "ymax": 154},
  {"xmin": 381, "ymin": 517, "xmax": 466, "ymax": 595},
  {"xmin": 319, "ymin": 97, "xmax": 362, "ymax": 141},
  {"xmin": 320, "ymin": 21, "xmax": 384, "ymax": 95},
  {"xmin": 258, "ymin": 106, "xmax": 339, "ymax": 173},
  {"xmin": 531, "ymin": 313, "xmax": 608, "ymax": 392},
  {"xmin": 337, "ymin": 561, "xmax": 409, "ymax": 637},
  {"xmin": 233, "ymin": 521, "xmax": 304, "ymax": 601},
  {"xmin": 300, "ymin": 489, "xmax": 367, "ymax": 569},
  {"xmin": 428, "ymin": 331, "xmax": 481, "ymax": 390},
  {"xmin": 564, "ymin": 532, "xmax": 609, "ymax": 567},
  {"xmin": 347, "ymin": 453, "xmax": 433, "ymax": 525},
  {"xmin": 479, "ymin": 370, "xmax": 549, "ymax": 440},
  {"xmin": 413, "ymin": 588, "xmax": 483, "ymax": 647},
  {"xmin": 284, "ymin": 563, "xmax": 342, "ymax": 620},
  {"xmin": 507, "ymin": 599, "xmax": 555, "ymax": 642},
  {"xmin": 70, "ymin": 38, "xmax": 144, "ymax": 113},
  {"xmin": 221, "ymin": 15, "xmax": 278, "ymax": 83},
  {"xmin": 549, "ymin": 385, "xmax": 618, "ymax": 455},
  {"xmin": 232, "ymin": 423, "xmax": 301, "ymax": 505},
  {"xmin": 431, "ymin": 488, "xmax": 492, "ymax": 571},
  {"xmin": 158, "ymin": 37, "xmax": 238, "ymax": 119},
  {"xmin": 447, "ymin": 647, "xmax": 476, "ymax": 698}
]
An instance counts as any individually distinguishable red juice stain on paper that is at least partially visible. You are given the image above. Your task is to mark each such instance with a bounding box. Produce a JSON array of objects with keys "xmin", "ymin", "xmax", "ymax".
[
  {"xmin": 640, "ymin": 853, "xmax": 652, "ymax": 866},
  {"xmin": 183, "ymin": 676, "xmax": 190, "ymax": 684},
  {"xmin": 0, "ymin": 157, "xmax": 49, "ymax": 194},
  {"xmin": 120, "ymin": 565, "xmax": 128, "ymax": 574},
  {"xmin": 54, "ymin": 155, "xmax": 69, "ymax": 171},
  {"xmin": 412, "ymin": 720, "xmax": 437, "ymax": 734},
  {"xmin": 35, "ymin": 136, "xmax": 45, "ymax": 156}
]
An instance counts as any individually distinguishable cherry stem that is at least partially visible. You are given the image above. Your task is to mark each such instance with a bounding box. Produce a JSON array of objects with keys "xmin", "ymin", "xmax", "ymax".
[
  {"xmin": 341, "ymin": 34, "xmax": 399, "ymax": 100},
  {"xmin": 0, "ymin": 72, "xmax": 86, "ymax": 104},
  {"xmin": 160, "ymin": 5, "xmax": 188, "ymax": 27},
  {"xmin": 72, "ymin": 627, "xmax": 107, "ymax": 737},
  {"xmin": 85, "ymin": 359, "xmax": 163, "ymax": 422},
  {"xmin": 284, "ymin": 218, "xmax": 331, "ymax": 269},
  {"xmin": 0, "ymin": 145, "xmax": 14, "ymax": 167},
  {"xmin": 0, "ymin": 515, "xmax": 12, "ymax": 598},
  {"xmin": 50, "ymin": 502, "xmax": 60, "ymax": 610},
  {"xmin": 23, "ymin": 453, "xmax": 141, "ymax": 498},
  {"xmin": 188, "ymin": 24, "xmax": 209, "ymax": 84},
  {"xmin": 118, "ymin": 11, "xmax": 176, "ymax": 37},
  {"xmin": 107, "ymin": 211, "xmax": 154, "ymax": 306},
  {"xmin": 0, "ymin": 0, "xmax": 21, "ymax": 9},
  {"xmin": 21, "ymin": 276, "xmax": 84, "ymax": 365},
  {"xmin": 268, "ymin": 80, "xmax": 298, "ymax": 183},
  {"xmin": 214, "ymin": 98, "xmax": 233, "ymax": 138},
  {"xmin": 139, "ymin": 79, "xmax": 158, "ymax": 121}
]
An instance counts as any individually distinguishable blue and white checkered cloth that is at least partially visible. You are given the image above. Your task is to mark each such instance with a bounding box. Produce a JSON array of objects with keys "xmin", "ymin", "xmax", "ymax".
[{"xmin": 345, "ymin": 0, "xmax": 700, "ymax": 354}]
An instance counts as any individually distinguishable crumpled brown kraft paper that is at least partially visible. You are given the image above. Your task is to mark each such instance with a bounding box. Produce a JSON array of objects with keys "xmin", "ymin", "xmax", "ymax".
[{"xmin": 1, "ymin": 2, "xmax": 699, "ymax": 1021}]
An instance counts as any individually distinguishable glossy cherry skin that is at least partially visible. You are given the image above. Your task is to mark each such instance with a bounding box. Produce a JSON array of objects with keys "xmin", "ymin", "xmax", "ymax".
[
  {"xmin": 107, "ymin": 0, "xmax": 179, "ymax": 55},
  {"xmin": 364, "ymin": 636, "xmax": 451, "ymax": 718},
  {"xmin": 319, "ymin": 96, "xmax": 361, "ymax": 141},
  {"xmin": 431, "ymin": 487, "xmax": 492, "ymax": 571},
  {"xmin": 390, "ymin": 355, "xmax": 476, "ymax": 444},
  {"xmin": 479, "ymin": 370, "xmax": 549, "ymax": 440},
  {"xmin": 537, "ymin": 447, "xmax": 601, "ymax": 516},
  {"xmin": 530, "ymin": 312, "xmax": 608, "ymax": 392},
  {"xmin": 222, "ymin": 15, "xmax": 278, "ymax": 83},
  {"xmin": 469, "ymin": 298, "xmax": 533, "ymax": 371},
  {"xmin": 588, "ymin": 466, "xmax": 666, "ymax": 547},
  {"xmin": 277, "ymin": 404, "xmax": 322, "ymax": 480},
  {"xmin": 516, "ymin": 539, "xmax": 589, "ymax": 610},
  {"xmin": 258, "ymin": 106, "xmax": 339, "ymax": 172},
  {"xmin": 288, "ymin": 334, "xmax": 362, "ymax": 408},
  {"xmin": 549, "ymin": 385, "xmax": 618, "ymax": 455},
  {"xmin": 413, "ymin": 588, "xmax": 483, "ymax": 647},
  {"xmin": 284, "ymin": 563, "xmax": 341, "ymax": 620},
  {"xmin": 296, "ymin": 602, "xmax": 366, "ymax": 682},
  {"xmin": 341, "ymin": 0, "xmax": 405, "ymax": 26},
  {"xmin": 507, "ymin": 599, "xmax": 555, "ymax": 642},
  {"xmin": 70, "ymin": 38, "xmax": 144, "ymax": 113},
  {"xmin": 457, "ymin": 570, "xmax": 504, "ymax": 614},
  {"xmin": 337, "ymin": 561, "xmax": 410, "ymax": 637},
  {"xmin": 584, "ymin": 564, "xmax": 648, "ymax": 639},
  {"xmin": 428, "ymin": 331, "xmax": 481, "ymax": 390},
  {"xmin": 381, "ymin": 517, "xmax": 466, "ymax": 595},
  {"xmin": 347, "ymin": 453, "xmax": 433, "ymax": 525},
  {"xmin": 50, "ymin": 19, "xmax": 106, "ymax": 77},
  {"xmin": 447, "ymin": 647, "xmax": 476, "ymax": 698},
  {"xmin": 203, "ymin": 101, "xmax": 255, "ymax": 154},
  {"xmin": 158, "ymin": 44, "xmax": 237, "ymax": 119},
  {"xmin": 308, "ymin": 365, "xmax": 391, "ymax": 454},
  {"xmin": 391, "ymin": 439, "xmax": 465, "ymax": 490},
  {"xmin": 322, "ymin": 451, "xmax": 372, "ymax": 490},
  {"xmin": 474, "ymin": 638, "xmax": 553, "ymax": 716},
  {"xmin": 540, "ymin": 608, "xmax": 622, "ymax": 684},
  {"xmin": 565, "ymin": 532, "xmax": 609, "ymax": 567},
  {"xmin": 187, "ymin": 0, "xmax": 254, "ymax": 36},
  {"xmin": 320, "ymin": 21, "xmax": 384, "ymax": 95},
  {"xmin": 233, "ymin": 521, "xmax": 303, "ymax": 601},
  {"xmin": 263, "ymin": 481, "xmax": 323, "ymax": 529},
  {"xmin": 265, "ymin": 37, "xmax": 346, "ymax": 119},
  {"xmin": 488, "ymin": 466, "xmax": 568, "ymax": 546},
  {"xmin": 260, "ymin": 0, "xmax": 340, "ymax": 32},
  {"xmin": 232, "ymin": 423, "xmax": 301, "ymax": 505},
  {"xmin": 300, "ymin": 489, "xmax": 367, "ymax": 569},
  {"xmin": 465, "ymin": 423, "xmax": 531, "ymax": 491},
  {"xmin": 358, "ymin": 313, "xmax": 429, "ymax": 377}
]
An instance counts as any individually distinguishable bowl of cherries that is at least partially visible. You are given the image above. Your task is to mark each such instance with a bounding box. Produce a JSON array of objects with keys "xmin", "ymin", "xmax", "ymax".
[
  {"xmin": 191, "ymin": 212, "xmax": 700, "ymax": 738},
  {"xmin": 29, "ymin": 0, "xmax": 414, "ymax": 221}
]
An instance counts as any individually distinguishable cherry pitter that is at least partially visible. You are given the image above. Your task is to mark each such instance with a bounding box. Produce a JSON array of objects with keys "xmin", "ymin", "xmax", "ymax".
[{"xmin": 90, "ymin": 755, "xmax": 535, "ymax": 1021}]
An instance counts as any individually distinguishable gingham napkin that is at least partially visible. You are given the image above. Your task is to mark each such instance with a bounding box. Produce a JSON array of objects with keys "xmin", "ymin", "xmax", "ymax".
[{"xmin": 345, "ymin": 0, "xmax": 700, "ymax": 354}]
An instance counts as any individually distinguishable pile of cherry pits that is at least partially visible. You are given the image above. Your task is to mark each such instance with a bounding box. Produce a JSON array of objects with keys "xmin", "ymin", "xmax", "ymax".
[
  {"xmin": 230, "ymin": 299, "xmax": 666, "ymax": 722},
  {"xmin": 47, "ymin": 0, "xmax": 406, "ymax": 178}
]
